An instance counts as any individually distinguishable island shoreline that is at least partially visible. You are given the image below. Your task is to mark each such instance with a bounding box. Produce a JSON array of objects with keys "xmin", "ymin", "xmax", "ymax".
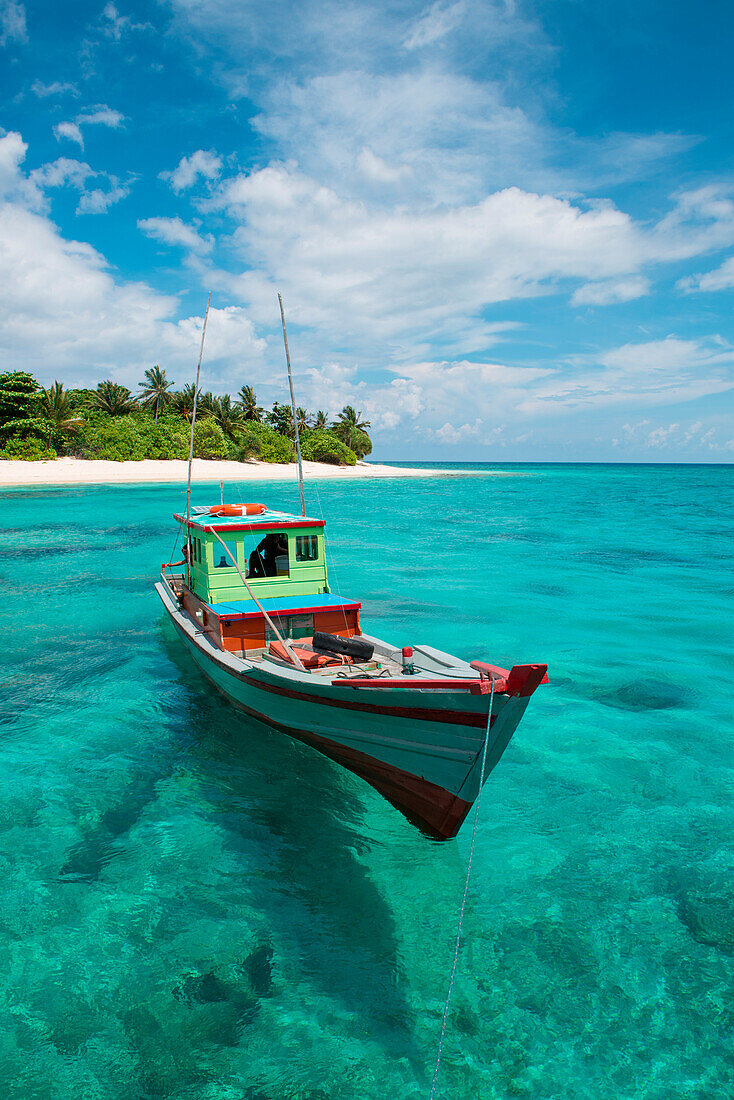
[{"xmin": 0, "ymin": 457, "xmax": 495, "ymax": 488}]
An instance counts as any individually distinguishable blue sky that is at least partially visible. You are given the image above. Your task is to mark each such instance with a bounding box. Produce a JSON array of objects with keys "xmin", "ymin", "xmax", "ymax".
[{"xmin": 1, "ymin": 0, "xmax": 734, "ymax": 460}]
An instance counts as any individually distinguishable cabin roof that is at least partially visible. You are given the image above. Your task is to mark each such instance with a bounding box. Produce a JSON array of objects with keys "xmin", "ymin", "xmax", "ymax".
[
  {"xmin": 173, "ymin": 506, "xmax": 325, "ymax": 533},
  {"xmin": 206, "ymin": 593, "xmax": 360, "ymax": 619}
]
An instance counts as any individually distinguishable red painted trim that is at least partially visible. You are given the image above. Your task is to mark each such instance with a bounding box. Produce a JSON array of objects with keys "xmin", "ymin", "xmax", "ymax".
[
  {"xmin": 470, "ymin": 660, "xmax": 510, "ymax": 679},
  {"xmin": 333, "ymin": 677, "xmax": 499, "ymax": 695},
  {"xmin": 174, "ymin": 513, "xmax": 325, "ymax": 533},
  {"xmin": 246, "ymin": 672, "xmax": 494, "ymax": 728},
  {"xmin": 506, "ymin": 663, "xmax": 549, "ymax": 697},
  {"xmin": 191, "ymin": 659, "xmax": 475, "ymax": 839},
  {"xmin": 216, "ymin": 600, "xmax": 362, "ymax": 622}
]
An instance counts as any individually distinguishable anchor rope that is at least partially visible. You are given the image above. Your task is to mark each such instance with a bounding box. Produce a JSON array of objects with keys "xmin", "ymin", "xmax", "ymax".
[{"xmin": 429, "ymin": 674, "xmax": 496, "ymax": 1100}]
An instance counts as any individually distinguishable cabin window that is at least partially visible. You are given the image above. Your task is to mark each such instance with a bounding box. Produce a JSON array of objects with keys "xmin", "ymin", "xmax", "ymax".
[
  {"xmin": 247, "ymin": 533, "xmax": 289, "ymax": 578},
  {"xmin": 296, "ymin": 535, "xmax": 319, "ymax": 562},
  {"xmin": 214, "ymin": 539, "xmax": 237, "ymax": 568},
  {"xmin": 188, "ymin": 536, "xmax": 203, "ymax": 565}
]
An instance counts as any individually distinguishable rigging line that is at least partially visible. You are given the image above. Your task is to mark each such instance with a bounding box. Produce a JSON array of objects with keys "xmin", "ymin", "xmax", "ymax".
[
  {"xmin": 164, "ymin": 476, "xmax": 196, "ymax": 574},
  {"xmin": 278, "ymin": 292, "xmax": 305, "ymax": 517},
  {"xmin": 166, "ymin": 513, "xmax": 187, "ymax": 571},
  {"xmin": 428, "ymin": 674, "xmax": 496, "ymax": 1100},
  {"xmin": 309, "ymin": 475, "xmax": 351, "ymax": 639},
  {"xmin": 185, "ymin": 291, "xmax": 212, "ymax": 536}
]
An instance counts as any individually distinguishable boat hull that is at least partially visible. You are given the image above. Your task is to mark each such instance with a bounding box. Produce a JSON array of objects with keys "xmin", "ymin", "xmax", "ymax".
[{"xmin": 157, "ymin": 581, "xmax": 535, "ymax": 838}]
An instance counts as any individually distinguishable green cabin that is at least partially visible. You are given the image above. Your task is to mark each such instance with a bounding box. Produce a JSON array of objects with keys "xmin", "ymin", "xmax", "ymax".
[
  {"xmin": 178, "ymin": 509, "xmax": 329, "ymax": 605},
  {"xmin": 171, "ymin": 507, "xmax": 360, "ymax": 655}
]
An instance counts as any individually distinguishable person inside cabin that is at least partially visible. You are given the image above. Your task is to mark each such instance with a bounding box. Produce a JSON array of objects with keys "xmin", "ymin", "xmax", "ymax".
[{"xmin": 248, "ymin": 533, "xmax": 287, "ymax": 578}]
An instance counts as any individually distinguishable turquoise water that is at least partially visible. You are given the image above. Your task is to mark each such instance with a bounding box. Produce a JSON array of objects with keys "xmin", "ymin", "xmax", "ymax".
[{"xmin": 1, "ymin": 464, "xmax": 732, "ymax": 1099}]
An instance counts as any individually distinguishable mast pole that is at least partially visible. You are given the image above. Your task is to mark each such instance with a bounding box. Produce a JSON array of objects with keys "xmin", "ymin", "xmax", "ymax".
[
  {"xmin": 278, "ymin": 293, "xmax": 305, "ymax": 516},
  {"xmin": 185, "ymin": 291, "xmax": 212, "ymax": 586}
]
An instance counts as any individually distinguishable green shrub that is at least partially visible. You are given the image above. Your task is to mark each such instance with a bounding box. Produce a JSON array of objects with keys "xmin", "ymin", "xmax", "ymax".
[
  {"xmin": 73, "ymin": 416, "xmax": 144, "ymax": 460},
  {"xmin": 192, "ymin": 417, "xmax": 236, "ymax": 460},
  {"xmin": 73, "ymin": 414, "xmax": 182, "ymax": 460},
  {"xmin": 301, "ymin": 429, "xmax": 357, "ymax": 466},
  {"xmin": 0, "ymin": 436, "xmax": 57, "ymax": 461},
  {"xmin": 0, "ymin": 370, "xmax": 54, "ymax": 442},
  {"xmin": 350, "ymin": 427, "xmax": 372, "ymax": 459},
  {"xmin": 236, "ymin": 421, "xmax": 294, "ymax": 463}
]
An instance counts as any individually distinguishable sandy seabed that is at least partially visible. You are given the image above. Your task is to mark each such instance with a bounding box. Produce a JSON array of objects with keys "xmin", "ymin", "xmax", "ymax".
[{"xmin": 0, "ymin": 457, "xmax": 455, "ymax": 487}]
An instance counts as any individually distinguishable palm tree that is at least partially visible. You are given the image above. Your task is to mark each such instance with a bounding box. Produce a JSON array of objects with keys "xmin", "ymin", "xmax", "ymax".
[
  {"xmin": 138, "ymin": 365, "xmax": 174, "ymax": 423},
  {"xmin": 267, "ymin": 400, "xmax": 294, "ymax": 439},
  {"xmin": 295, "ymin": 406, "xmax": 311, "ymax": 435},
  {"xmin": 198, "ymin": 391, "xmax": 217, "ymax": 416},
  {"xmin": 312, "ymin": 410, "xmax": 328, "ymax": 430},
  {"xmin": 171, "ymin": 384, "xmax": 199, "ymax": 423},
  {"xmin": 41, "ymin": 381, "xmax": 84, "ymax": 442},
  {"xmin": 332, "ymin": 405, "xmax": 372, "ymax": 457},
  {"xmin": 89, "ymin": 380, "xmax": 137, "ymax": 416},
  {"xmin": 235, "ymin": 385, "xmax": 264, "ymax": 421},
  {"xmin": 213, "ymin": 394, "xmax": 244, "ymax": 439}
]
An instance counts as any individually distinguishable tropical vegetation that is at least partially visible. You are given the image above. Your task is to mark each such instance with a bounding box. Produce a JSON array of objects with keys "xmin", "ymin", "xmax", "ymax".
[{"xmin": 0, "ymin": 369, "xmax": 374, "ymax": 467}]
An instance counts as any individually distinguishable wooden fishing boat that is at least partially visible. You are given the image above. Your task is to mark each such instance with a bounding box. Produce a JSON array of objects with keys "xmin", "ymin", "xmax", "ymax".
[
  {"xmin": 157, "ymin": 294, "xmax": 546, "ymax": 838},
  {"xmin": 156, "ymin": 502, "xmax": 548, "ymax": 839}
]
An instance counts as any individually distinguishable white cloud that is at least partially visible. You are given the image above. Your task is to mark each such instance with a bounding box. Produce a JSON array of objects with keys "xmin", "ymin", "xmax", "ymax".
[
  {"xmin": 253, "ymin": 69, "xmax": 549, "ymax": 205},
  {"xmin": 29, "ymin": 156, "xmax": 130, "ymax": 215},
  {"xmin": 618, "ymin": 419, "xmax": 722, "ymax": 452},
  {"xmin": 356, "ymin": 148, "xmax": 412, "ymax": 185},
  {"xmin": 162, "ymin": 150, "xmax": 222, "ymax": 193},
  {"xmin": 30, "ymin": 157, "xmax": 95, "ymax": 190},
  {"xmin": 53, "ymin": 105, "xmax": 125, "ymax": 151},
  {"xmin": 0, "ymin": 131, "xmax": 263, "ymax": 386},
  {"xmin": 0, "ymin": 0, "xmax": 26, "ymax": 46},
  {"xmin": 138, "ymin": 216, "xmax": 213, "ymax": 253},
  {"xmin": 53, "ymin": 121, "xmax": 84, "ymax": 149},
  {"xmin": 76, "ymin": 180, "xmax": 130, "ymax": 214},
  {"xmin": 301, "ymin": 340, "xmax": 734, "ymax": 449},
  {"xmin": 0, "ymin": 130, "xmax": 40, "ymax": 205},
  {"xmin": 201, "ymin": 152, "xmax": 734, "ymax": 397},
  {"xmin": 598, "ymin": 336, "xmax": 732, "ymax": 374},
  {"xmin": 76, "ymin": 105, "xmax": 125, "ymax": 128},
  {"xmin": 212, "ymin": 162, "xmax": 654, "ymax": 356},
  {"xmin": 571, "ymin": 275, "xmax": 650, "ymax": 306},
  {"xmin": 678, "ymin": 254, "xmax": 734, "ymax": 293},
  {"xmin": 101, "ymin": 2, "xmax": 151, "ymax": 40},
  {"xmin": 403, "ymin": 1, "xmax": 466, "ymax": 50},
  {"xmin": 433, "ymin": 418, "xmax": 484, "ymax": 444},
  {"xmin": 31, "ymin": 80, "xmax": 79, "ymax": 98},
  {"xmin": 522, "ymin": 336, "xmax": 734, "ymax": 416},
  {"xmin": 649, "ymin": 185, "xmax": 734, "ymax": 262}
]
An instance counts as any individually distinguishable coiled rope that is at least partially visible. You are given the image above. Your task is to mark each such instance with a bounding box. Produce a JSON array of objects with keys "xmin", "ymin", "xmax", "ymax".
[{"xmin": 429, "ymin": 674, "xmax": 496, "ymax": 1099}]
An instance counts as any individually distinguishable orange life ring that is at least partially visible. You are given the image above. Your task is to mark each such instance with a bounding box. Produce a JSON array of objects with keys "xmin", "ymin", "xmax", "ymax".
[{"xmin": 210, "ymin": 502, "xmax": 266, "ymax": 517}]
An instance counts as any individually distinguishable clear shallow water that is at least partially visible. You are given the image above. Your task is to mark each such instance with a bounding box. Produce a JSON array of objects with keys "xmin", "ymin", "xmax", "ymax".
[{"xmin": 1, "ymin": 464, "xmax": 732, "ymax": 1099}]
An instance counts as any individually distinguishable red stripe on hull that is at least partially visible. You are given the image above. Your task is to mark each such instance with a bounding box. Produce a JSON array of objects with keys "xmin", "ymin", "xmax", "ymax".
[{"xmin": 247, "ymin": 673, "xmax": 491, "ymax": 728}]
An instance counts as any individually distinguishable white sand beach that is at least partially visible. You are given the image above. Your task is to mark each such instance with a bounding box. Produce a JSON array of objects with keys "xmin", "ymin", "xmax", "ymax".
[{"xmin": 0, "ymin": 457, "xmax": 447, "ymax": 487}]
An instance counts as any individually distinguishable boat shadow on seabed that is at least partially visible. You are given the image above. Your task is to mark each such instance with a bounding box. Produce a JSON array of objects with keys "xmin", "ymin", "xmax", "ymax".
[{"xmin": 161, "ymin": 630, "xmax": 420, "ymax": 1058}]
